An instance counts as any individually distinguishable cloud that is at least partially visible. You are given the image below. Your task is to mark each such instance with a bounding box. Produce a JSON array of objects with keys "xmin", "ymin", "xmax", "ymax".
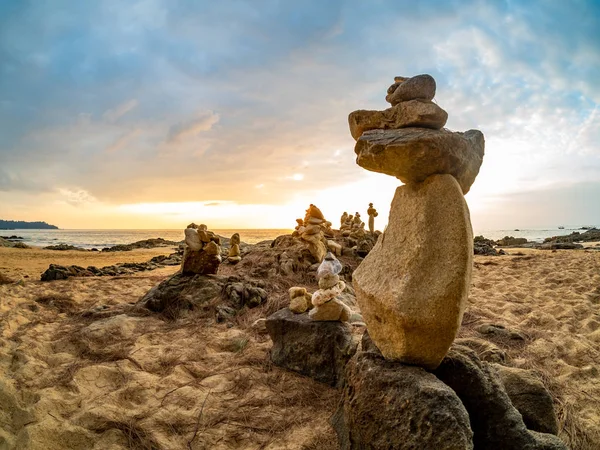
[
  {"xmin": 106, "ymin": 129, "xmax": 141, "ymax": 153},
  {"xmin": 57, "ymin": 188, "xmax": 98, "ymax": 207},
  {"xmin": 166, "ymin": 110, "xmax": 220, "ymax": 142},
  {"xmin": 102, "ymin": 99, "xmax": 139, "ymax": 122},
  {"xmin": 0, "ymin": 0, "xmax": 599, "ymax": 228}
]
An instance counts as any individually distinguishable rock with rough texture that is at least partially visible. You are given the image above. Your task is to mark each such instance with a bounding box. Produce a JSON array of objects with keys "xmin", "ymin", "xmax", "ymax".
[
  {"xmin": 433, "ymin": 345, "xmax": 567, "ymax": 450},
  {"xmin": 332, "ymin": 344, "xmax": 473, "ymax": 450},
  {"xmin": 288, "ymin": 286, "xmax": 313, "ymax": 313},
  {"xmin": 355, "ymin": 127, "xmax": 485, "ymax": 194},
  {"xmin": 493, "ymin": 364, "xmax": 559, "ymax": 435},
  {"xmin": 353, "ymin": 175, "xmax": 473, "ymax": 369},
  {"xmin": 348, "ymin": 100, "xmax": 448, "ymax": 140},
  {"xmin": 266, "ymin": 308, "xmax": 357, "ymax": 387},
  {"xmin": 386, "ymin": 74, "xmax": 436, "ymax": 106},
  {"xmin": 181, "ymin": 247, "xmax": 221, "ymax": 275},
  {"xmin": 184, "ymin": 227, "xmax": 203, "ymax": 251},
  {"xmin": 309, "ymin": 298, "xmax": 351, "ymax": 321}
]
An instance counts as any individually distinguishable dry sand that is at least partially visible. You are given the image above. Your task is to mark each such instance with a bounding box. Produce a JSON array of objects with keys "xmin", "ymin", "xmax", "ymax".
[{"xmin": 0, "ymin": 246, "xmax": 599, "ymax": 449}]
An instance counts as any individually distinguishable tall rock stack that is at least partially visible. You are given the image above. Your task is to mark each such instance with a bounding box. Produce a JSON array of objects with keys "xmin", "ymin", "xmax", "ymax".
[{"xmin": 349, "ymin": 74, "xmax": 484, "ymax": 369}]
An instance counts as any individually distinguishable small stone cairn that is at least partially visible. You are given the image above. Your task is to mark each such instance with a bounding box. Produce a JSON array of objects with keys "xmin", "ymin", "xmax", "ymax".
[
  {"xmin": 367, "ymin": 203, "xmax": 378, "ymax": 233},
  {"xmin": 292, "ymin": 204, "xmax": 328, "ymax": 262},
  {"xmin": 309, "ymin": 252, "xmax": 351, "ymax": 322},
  {"xmin": 181, "ymin": 223, "xmax": 222, "ymax": 275},
  {"xmin": 227, "ymin": 232, "xmax": 242, "ymax": 264},
  {"xmin": 349, "ymin": 74, "xmax": 485, "ymax": 369}
]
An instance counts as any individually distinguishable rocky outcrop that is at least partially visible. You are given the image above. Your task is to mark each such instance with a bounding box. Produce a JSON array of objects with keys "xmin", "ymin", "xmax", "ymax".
[
  {"xmin": 332, "ymin": 334, "xmax": 473, "ymax": 450},
  {"xmin": 474, "ymin": 235, "xmax": 502, "ymax": 255},
  {"xmin": 543, "ymin": 228, "xmax": 600, "ymax": 244},
  {"xmin": 353, "ymin": 175, "xmax": 473, "ymax": 369},
  {"xmin": 496, "ymin": 236, "xmax": 529, "ymax": 246},
  {"xmin": 180, "ymin": 225, "xmax": 222, "ymax": 275},
  {"xmin": 40, "ymin": 253, "xmax": 181, "ymax": 281},
  {"xmin": 101, "ymin": 238, "xmax": 180, "ymax": 252},
  {"xmin": 265, "ymin": 308, "xmax": 357, "ymax": 387},
  {"xmin": 44, "ymin": 244, "xmax": 87, "ymax": 251},
  {"xmin": 433, "ymin": 345, "xmax": 567, "ymax": 449},
  {"xmin": 355, "ymin": 127, "xmax": 485, "ymax": 194}
]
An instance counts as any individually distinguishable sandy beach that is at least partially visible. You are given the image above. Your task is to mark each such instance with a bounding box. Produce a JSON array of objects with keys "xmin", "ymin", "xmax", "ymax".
[{"xmin": 0, "ymin": 243, "xmax": 598, "ymax": 449}]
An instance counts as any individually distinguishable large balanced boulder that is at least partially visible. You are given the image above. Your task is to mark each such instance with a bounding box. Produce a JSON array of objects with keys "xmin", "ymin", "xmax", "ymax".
[
  {"xmin": 265, "ymin": 308, "xmax": 357, "ymax": 387},
  {"xmin": 433, "ymin": 345, "xmax": 567, "ymax": 450},
  {"xmin": 353, "ymin": 174, "xmax": 473, "ymax": 369},
  {"xmin": 355, "ymin": 127, "xmax": 485, "ymax": 194},
  {"xmin": 332, "ymin": 340, "xmax": 474, "ymax": 450},
  {"xmin": 493, "ymin": 364, "xmax": 559, "ymax": 435},
  {"xmin": 348, "ymin": 100, "xmax": 448, "ymax": 140}
]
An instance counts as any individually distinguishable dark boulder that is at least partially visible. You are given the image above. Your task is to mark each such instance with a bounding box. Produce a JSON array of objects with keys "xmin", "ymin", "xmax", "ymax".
[
  {"xmin": 540, "ymin": 242, "xmax": 583, "ymax": 250},
  {"xmin": 493, "ymin": 364, "xmax": 559, "ymax": 435},
  {"xmin": 265, "ymin": 308, "xmax": 357, "ymax": 387},
  {"xmin": 333, "ymin": 333, "xmax": 473, "ymax": 450},
  {"xmin": 432, "ymin": 345, "xmax": 567, "ymax": 449},
  {"xmin": 41, "ymin": 264, "xmax": 93, "ymax": 281},
  {"xmin": 138, "ymin": 272, "xmax": 226, "ymax": 315}
]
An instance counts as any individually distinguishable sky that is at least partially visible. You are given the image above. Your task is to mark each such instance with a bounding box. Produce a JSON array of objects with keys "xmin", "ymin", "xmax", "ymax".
[{"xmin": 0, "ymin": 0, "xmax": 599, "ymax": 231}]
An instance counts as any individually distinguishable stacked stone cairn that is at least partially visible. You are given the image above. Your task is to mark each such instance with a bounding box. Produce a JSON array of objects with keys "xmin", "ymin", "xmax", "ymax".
[
  {"xmin": 181, "ymin": 223, "xmax": 222, "ymax": 275},
  {"xmin": 292, "ymin": 204, "xmax": 329, "ymax": 262},
  {"xmin": 227, "ymin": 232, "xmax": 242, "ymax": 264},
  {"xmin": 309, "ymin": 252, "xmax": 352, "ymax": 322},
  {"xmin": 367, "ymin": 203, "xmax": 378, "ymax": 233},
  {"xmin": 340, "ymin": 212, "xmax": 364, "ymax": 238},
  {"xmin": 349, "ymin": 74, "xmax": 484, "ymax": 368}
]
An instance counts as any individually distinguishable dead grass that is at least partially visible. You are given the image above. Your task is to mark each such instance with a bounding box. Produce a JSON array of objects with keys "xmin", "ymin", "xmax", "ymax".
[{"xmin": 35, "ymin": 294, "xmax": 78, "ymax": 314}]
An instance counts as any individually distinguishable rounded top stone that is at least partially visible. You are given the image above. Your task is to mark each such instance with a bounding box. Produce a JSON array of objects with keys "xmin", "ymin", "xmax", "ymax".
[{"xmin": 386, "ymin": 74, "xmax": 437, "ymax": 106}]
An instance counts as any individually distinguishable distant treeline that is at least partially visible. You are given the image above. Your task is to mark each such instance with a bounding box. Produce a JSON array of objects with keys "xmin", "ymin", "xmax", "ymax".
[{"xmin": 0, "ymin": 220, "xmax": 59, "ymax": 229}]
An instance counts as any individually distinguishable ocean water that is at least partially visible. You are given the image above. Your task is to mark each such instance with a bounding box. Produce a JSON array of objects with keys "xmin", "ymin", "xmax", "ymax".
[
  {"xmin": 0, "ymin": 229, "xmax": 293, "ymax": 249},
  {"xmin": 0, "ymin": 227, "xmax": 594, "ymax": 249}
]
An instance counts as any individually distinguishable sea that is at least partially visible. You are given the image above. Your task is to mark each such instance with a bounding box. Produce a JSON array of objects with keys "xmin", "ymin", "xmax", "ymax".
[{"xmin": 0, "ymin": 227, "xmax": 595, "ymax": 250}]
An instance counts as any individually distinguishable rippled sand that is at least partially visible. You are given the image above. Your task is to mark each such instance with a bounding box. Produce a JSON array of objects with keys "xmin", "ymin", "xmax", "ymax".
[{"xmin": 0, "ymin": 246, "xmax": 598, "ymax": 449}]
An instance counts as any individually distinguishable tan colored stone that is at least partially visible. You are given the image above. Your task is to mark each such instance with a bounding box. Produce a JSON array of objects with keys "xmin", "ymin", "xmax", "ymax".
[
  {"xmin": 228, "ymin": 243, "xmax": 241, "ymax": 257},
  {"xmin": 319, "ymin": 273, "xmax": 340, "ymax": 290},
  {"xmin": 311, "ymin": 281, "xmax": 346, "ymax": 306},
  {"xmin": 355, "ymin": 127, "xmax": 484, "ymax": 194},
  {"xmin": 327, "ymin": 240, "xmax": 342, "ymax": 257},
  {"xmin": 309, "ymin": 298, "xmax": 351, "ymax": 322},
  {"xmin": 197, "ymin": 230, "xmax": 211, "ymax": 243},
  {"xmin": 203, "ymin": 241, "xmax": 220, "ymax": 255},
  {"xmin": 230, "ymin": 233, "xmax": 241, "ymax": 246},
  {"xmin": 289, "ymin": 287, "xmax": 313, "ymax": 313},
  {"xmin": 386, "ymin": 74, "xmax": 436, "ymax": 106},
  {"xmin": 353, "ymin": 175, "xmax": 473, "ymax": 369},
  {"xmin": 184, "ymin": 228, "xmax": 202, "ymax": 251},
  {"xmin": 348, "ymin": 100, "xmax": 448, "ymax": 140}
]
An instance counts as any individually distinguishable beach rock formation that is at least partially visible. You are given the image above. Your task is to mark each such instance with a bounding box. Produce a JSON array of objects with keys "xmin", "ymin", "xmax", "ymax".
[
  {"xmin": 265, "ymin": 308, "xmax": 357, "ymax": 387},
  {"xmin": 181, "ymin": 224, "xmax": 222, "ymax": 275},
  {"xmin": 493, "ymin": 364, "xmax": 559, "ymax": 435},
  {"xmin": 367, "ymin": 203, "xmax": 378, "ymax": 233},
  {"xmin": 349, "ymin": 99, "xmax": 448, "ymax": 140},
  {"xmin": 355, "ymin": 127, "xmax": 484, "ymax": 194},
  {"xmin": 354, "ymin": 175, "xmax": 473, "ymax": 368},
  {"xmin": 350, "ymin": 74, "xmax": 483, "ymax": 369},
  {"xmin": 433, "ymin": 346, "xmax": 567, "ymax": 449},
  {"xmin": 227, "ymin": 232, "xmax": 242, "ymax": 263},
  {"xmin": 292, "ymin": 204, "xmax": 328, "ymax": 262},
  {"xmin": 332, "ymin": 339, "xmax": 474, "ymax": 450},
  {"xmin": 309, "ymin": 252, "xmax": 351, "ymax": 322}
]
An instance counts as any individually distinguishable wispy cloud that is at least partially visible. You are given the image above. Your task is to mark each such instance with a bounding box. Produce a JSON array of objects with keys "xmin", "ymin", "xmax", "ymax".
[
  {"xmin": 166, "ymin": 111, "xmax": 220, "ymax": 142},
  {"xmin": 102, "ymin": 99, "xmax": 139, "ymax": 123}
]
